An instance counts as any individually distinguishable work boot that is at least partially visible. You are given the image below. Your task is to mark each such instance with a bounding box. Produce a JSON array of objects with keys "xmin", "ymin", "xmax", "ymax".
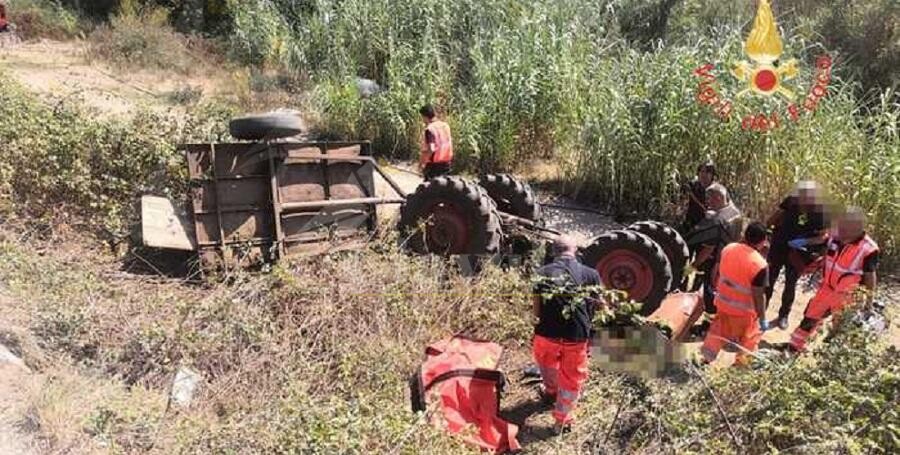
[
  {"xmin": 551, "ymin": 421, "xmax": 572, "ymax": 436},
  {"xmin": 777, "ymin": 317, "xmax": 790, "ymax": 330},
  {"xmin": 690, "ymin": 319, "xmax": 711, "ymax": 338},
  {"xmin": 538, "ymin": 385, "xmax": 557, "ymax": 407}
]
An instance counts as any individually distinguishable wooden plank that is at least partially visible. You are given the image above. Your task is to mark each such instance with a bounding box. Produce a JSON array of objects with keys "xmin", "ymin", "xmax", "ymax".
[{"xmin": 140, "ymin": 196, "xmax": 197, "ymax": 251}]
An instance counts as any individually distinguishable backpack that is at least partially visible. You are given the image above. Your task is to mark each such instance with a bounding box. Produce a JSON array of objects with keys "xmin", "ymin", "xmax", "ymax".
[{"xmin": 409, "ymin": 335, "xmax": 520, "ymax": 453}]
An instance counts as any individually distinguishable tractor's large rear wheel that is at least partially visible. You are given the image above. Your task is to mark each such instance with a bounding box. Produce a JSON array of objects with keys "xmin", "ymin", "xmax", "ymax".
[
  {"xmin": 399, "ymin": 177, "xmax": 502, "ymax": 256},
  {"xmin": 581, "ymin": 230, "xmax": 672, "ymax": 314},
  {"xmin": 627, "ymin": 221, "xmax": 690, "ymax": 291},
  {"xmin": 478, "ymin": 174, "xmax": 543, "ymax": 222}
]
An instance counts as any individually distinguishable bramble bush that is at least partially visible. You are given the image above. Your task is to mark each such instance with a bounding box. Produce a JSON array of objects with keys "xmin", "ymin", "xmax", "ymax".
[
  {"xmin": 6, "ymin": 0, "xmax": 83, "ymax": 40},
  {"xmin": 0, "ymin": 74, "xmax": 235, "ymax": 240}
]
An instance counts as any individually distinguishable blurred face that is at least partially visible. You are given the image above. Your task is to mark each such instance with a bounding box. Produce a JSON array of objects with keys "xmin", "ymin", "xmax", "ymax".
[
  {"xmin": 837, "ymin": 216, "xmax": 865, "ymax": 242},
  {"xmin": 699, "ymin": 169, "xmax": 714, "ymax": 187},
  {"xmin": 798, "ymin": 188, "xmax": 817, "ymax": 207},
  {"xmin": 706, "ymin": 191, "xmax": 725, "ymax": 210}
]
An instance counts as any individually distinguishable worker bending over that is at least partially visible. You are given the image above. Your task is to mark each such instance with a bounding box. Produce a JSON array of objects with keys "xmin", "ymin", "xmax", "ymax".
[
  {"xmin": 766, "ymin": 181, "xmax": 828, "ymax": 329},
  {"xmin": 684, "ymin": 183, "xmax": 743, "ymax": 313},
  {"xmin": 700, "ymin": 222, "xmax": 770, "ymax": 367},
  {"xmin": 532, "ymin": 234, "xmax": 601, "ymax": 434},
  {"xmin": 790, "ymin": 207, "xmax": 879, "ymax": 352},
  {"xmin": 418, "ymin": 104, "xmax": 454, "ymax": 180}
]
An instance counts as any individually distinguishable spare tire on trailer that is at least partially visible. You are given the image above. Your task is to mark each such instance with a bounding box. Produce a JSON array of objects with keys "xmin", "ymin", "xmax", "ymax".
[
  {"xmin": 581, "ymin": 230, "xmax": 672, "ymax": 314},
  {"xmin": 229, "ymin": 112, "xmax": 306, "ymax": 141},
  {"xmin": 399, "ymin": 176, "xmax": 502, "ymax": 256},
  {"xmin": 627, "ymin": 221, "xmax": 690, "ymax": 291},
  {"xmin": 478, "ymin": 174, "xmax": 543, "ymax": 222}
]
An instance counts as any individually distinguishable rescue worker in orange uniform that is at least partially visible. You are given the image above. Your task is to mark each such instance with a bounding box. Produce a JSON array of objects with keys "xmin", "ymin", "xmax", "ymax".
[
  {"xmin": 0, "ymin": 2, "xmax": 9, "ymax": 33},
  {"xmin": 700, "ymin": 222, "xmax": 770, "ymax": 367},
  {"xmin": 789, "ymin": 207, "xmax": 879, "ymax": 352},
  {"xmin": 532, "ymin": 234, "xmax": 601, "ymax": 434},
  {"xmin": 419, "ymin": 104, "xmax": 454, "ymax": 180}
]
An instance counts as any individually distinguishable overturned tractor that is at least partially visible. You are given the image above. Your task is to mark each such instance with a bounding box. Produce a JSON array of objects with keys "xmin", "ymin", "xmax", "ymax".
[{"xmin": 140, "ymin": 113, "xmax": 689, "ymax": 313}]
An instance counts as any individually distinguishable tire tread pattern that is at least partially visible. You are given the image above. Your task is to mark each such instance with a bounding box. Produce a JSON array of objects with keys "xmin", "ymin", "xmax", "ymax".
[
  {"xmin": 478, "ymin": 174, "xmax": 543, "ymax": 222},
  {"xmin": 399, "ymin": 176, "xmax": 502, "ymax": 254},
  {"xmin": 628, "ymin": 220, "xmax": 690, "ymax": 291}
]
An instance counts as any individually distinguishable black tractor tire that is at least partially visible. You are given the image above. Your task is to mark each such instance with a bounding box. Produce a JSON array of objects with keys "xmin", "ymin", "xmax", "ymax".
[
  {"xmin": 581, "ymin": 230, "xmax": 673, "ymax": 314},
  {"xmin": 229, "ymin": 112, "xmax": 305, "ymax": 141},
  {"xmin": 627, "ymin": 221, "xmax": 690, "ymax": 291},
  {"xmin": 478, "ymin": 174, "xmax": 543, "ymax": 222},
  {"xmin": 399, "ymin": 176, "xmax": 502, "ymax": 256}
]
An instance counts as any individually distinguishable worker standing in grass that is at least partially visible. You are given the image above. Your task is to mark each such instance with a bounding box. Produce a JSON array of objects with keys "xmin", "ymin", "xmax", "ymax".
[
  {"xmin": 700, "ymin": 222, "xmax": 770, "ymax": 367},
  {"xmin": 789, "ymin": 207, "xmax": 879, "ymax": 352},
  {"xmin": 685, "ymin": 183, "xmax": 744, "ymax": 314},
  {"xmin": 765, "ymin": 181, "xmax": 829, "ymax": 330},
  {"xmin": 681, "ymin": 162, "xmax": 717, "ymax": 234},
  {"xmin": 532, "ymin": 234, "xmax": 601, "ymax": 435},
  {"xmin": 418, "ymin": 104, "xmax": 454, "ymax": 180}
]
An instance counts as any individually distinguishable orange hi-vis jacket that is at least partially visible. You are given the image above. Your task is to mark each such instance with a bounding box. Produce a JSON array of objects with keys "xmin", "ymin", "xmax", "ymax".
[
  {"xmin": 822, "ymin": 234, "xmax": 879, "ymax": 294},
  {"xmin": 714, "ymin": 242, "xmax": 767, "ymax": 317},
  {"xmin": 420, "ymin": 121, "xmax": 453, "ymax": 166}
]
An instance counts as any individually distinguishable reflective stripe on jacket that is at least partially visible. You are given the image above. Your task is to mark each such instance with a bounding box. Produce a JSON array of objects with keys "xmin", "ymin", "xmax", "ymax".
[
  {"xmin": 714, "ymin": 242, "xmax": 767, "ymax": 316},
  {"xmin": 422, "ymin": 121, "xmax": 454, "ymax": 164},
  {"xmin": 823, "ymin": 234, "xmax": 878, "ymax": 293}
]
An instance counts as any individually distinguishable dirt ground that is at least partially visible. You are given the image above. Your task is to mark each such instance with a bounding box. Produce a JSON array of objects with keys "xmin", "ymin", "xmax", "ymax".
[{"xmin": 0, "ymin": 39, "xmax": 228, "ymax": 116}]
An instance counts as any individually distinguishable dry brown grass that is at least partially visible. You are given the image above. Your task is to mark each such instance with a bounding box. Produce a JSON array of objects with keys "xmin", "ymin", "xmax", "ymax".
[{"xmin": 1, "ymin": 216, "xmax": 898, "ymax": 453}]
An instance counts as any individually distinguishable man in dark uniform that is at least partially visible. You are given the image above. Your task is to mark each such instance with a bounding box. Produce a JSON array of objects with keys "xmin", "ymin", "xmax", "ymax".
[
  {"xmin": 765, "ymin": 181, "xmax": 828, "ymax": 330},
  {"xmin": 681, "ymin": 162, "xmax": 717, "ymax": 234},
  {"xmin": 532, "ymin": 234, "xmax": 602, "ymax": 434}
]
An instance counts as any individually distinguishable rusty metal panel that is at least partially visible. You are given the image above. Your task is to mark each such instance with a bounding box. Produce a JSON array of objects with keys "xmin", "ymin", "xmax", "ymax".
[
  {"xmin": 328, "ymin": 162, "xmax": 369, "ymax": 199},
  {"xmin": 278, "ymin": 164, "xmax": 326, "ymax": 203},
  {"xmin": 191, "ymin": 178, "xmax": 270, "ymax": 212},
  {"xmin": 195, "ymin": 211, "xmax": 273, "ymax": 244},
  {"xmin": 281, "ymin": 208, "xmax": 371, "ymax": 241},
  {"xmin": 180, "ymin": 140, "xmax": 377, "ymax": 267},
  {"xmin": 184, "ymin": 143, "xmax": 270, "ymax": 179}
]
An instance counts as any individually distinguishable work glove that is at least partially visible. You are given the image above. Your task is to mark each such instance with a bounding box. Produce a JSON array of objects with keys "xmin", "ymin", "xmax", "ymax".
[
  {"xmin": 759, "ymin": 319, "xmax": 770, "ymax": 332},
  {"xmin": 788, "ymin": 238, "xmax": 809, "ymax": 249}
]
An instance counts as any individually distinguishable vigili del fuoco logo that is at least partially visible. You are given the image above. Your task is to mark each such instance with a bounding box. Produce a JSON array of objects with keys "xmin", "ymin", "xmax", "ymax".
[{"xmin": 694, "ymin": 0, "xmax": 832, "ymax": 132}]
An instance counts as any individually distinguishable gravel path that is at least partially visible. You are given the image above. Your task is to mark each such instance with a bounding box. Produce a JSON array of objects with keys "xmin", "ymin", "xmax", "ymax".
[{"xmin": 374, "ymin": 164, "xmax": 620, "ymax": 245}]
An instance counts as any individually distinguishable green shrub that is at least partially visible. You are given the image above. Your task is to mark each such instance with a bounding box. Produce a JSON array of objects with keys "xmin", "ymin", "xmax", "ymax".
[
  {"xmin": 86, "ymin": 7, "xmax": 201, "ymax": 73},
  {"xmin": 7, "ymin": 0, "xmax": 83, "ymax": 40},
  {"xmin": 221, "ymin": 0, "xmax": 900, "ymax": 261},
  {"xmin": 0, "ymin": 73, "xmax": 235, "ymax": 239}
]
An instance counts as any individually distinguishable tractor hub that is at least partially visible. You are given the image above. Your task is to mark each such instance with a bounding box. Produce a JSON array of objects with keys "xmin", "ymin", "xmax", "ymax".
[
  {"xmin": 425, "ymin": 202, "xmax": 470, "ymax": 253},
  {"xmin": 595, "ymin": 249, "xmax": 654, "ymax": 302}
]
